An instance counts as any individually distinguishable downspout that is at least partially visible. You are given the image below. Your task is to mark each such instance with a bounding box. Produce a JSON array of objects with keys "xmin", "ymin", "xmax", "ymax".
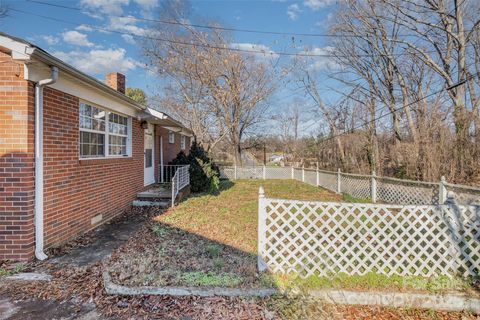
[{"xmin": 34, "ymin": 66, "xmax": 58, "ymax": 260}]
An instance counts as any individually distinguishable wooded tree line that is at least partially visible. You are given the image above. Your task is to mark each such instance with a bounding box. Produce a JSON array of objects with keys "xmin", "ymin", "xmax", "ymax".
[
  {"xmin": 276, "ymin": 0, "xmax": 480, "ymax": 183},
  {"xmin": 145, "ymin": 0, "xmax": 480, "ymax": 184}
]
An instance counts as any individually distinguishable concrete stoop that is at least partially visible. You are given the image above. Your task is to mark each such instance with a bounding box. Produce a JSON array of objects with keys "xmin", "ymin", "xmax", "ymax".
[{"xmin": 134, "ymin": 185, "xmax": 172, "ymax": 207}]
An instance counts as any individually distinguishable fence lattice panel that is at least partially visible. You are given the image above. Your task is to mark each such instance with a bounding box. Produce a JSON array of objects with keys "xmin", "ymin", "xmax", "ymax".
[
  {"xmin": 293, "ymin": 168, "xmax": 303, "ymax": 181},
  {"xmin": 446, "ymin": 184, "xmax": 480, "ymax": 205},
  {"xmin": 265, "ymin": 167, "xmax": 291, "ymax": 179},
  {"xmin": 304, "ymin": 169, "xmax": 317, "ymax": 186},
  {"xmin": 219, "ymin": 167, "xmax": 234, "ymax": 180},
  {"xmin": 236, "ymin": 167, "xmax": 262, "ymax": 179},
  {"xmin": 341, "ymin": 174, "xmax": 371, "ymax": 200},
  {"xmin": 377, "ymin": 177, "xmax": 438, "ymax": 205},
  {"xmin": 259, "ymin": 197, "xmax": 480, "ymax": 278},
  {"xmin": 318, "ymin": 171, "xmax": 337, "ymax": 192}
]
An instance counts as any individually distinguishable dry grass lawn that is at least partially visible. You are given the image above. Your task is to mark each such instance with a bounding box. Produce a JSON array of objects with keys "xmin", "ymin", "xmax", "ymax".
[{"xmin": 159, "ymin": 179, "xmax": 343, "ymax": 255}]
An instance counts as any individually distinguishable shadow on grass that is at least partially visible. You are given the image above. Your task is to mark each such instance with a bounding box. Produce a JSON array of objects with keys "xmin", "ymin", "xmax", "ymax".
[
  {"xmin": 106, "ymin": 221, "xmax": 276, "ymax": 289},
  {"xmin": 180, "ymin": 180, "xmax": 235, "ymax": 202}
]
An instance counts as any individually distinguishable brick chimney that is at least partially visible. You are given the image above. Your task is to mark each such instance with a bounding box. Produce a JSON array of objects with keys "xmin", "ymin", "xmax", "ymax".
[{"xmin": 105, "ymin": 72, "xmax": 125, "ymax": 94}]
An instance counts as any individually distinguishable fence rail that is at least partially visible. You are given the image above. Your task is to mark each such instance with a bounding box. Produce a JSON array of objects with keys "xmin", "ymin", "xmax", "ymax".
[
  {"xmin": 257, "ymin": 187, "xmax": 480, "ymax": 278},
  {"xmin": 170, "ymin": 165, "xmax": 190, "ymax": 207},
  {"xmin": 218, "ymin": 166, "xmax": 480, "ymax": 205}
]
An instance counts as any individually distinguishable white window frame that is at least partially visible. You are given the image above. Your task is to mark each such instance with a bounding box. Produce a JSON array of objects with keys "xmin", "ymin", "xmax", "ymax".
[
  {"xmin": 79, "ymin": 100, "xmax": 132, "ymax": 160},
  {"xmin": 168, "ymin": 131, "xmax": 175, "ymax": 144},
  {"xmin": 180, "ymin": 135, "xmax": 186, "ymax": 150}
]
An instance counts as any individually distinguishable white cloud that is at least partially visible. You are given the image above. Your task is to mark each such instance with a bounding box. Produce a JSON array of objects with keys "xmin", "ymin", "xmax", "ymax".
[
  {"xmin": 76, "ymin": 24, "xmax": 93, "ymax": 32},
  {"xmin": 230, "ymin": 43, "xmax": 279, "ymax": 59},
  {"xmin": 133, "ymin": 0, "xmax": 158, "ymax": 9},
  {"xmin": 53, "ymin": 48, "xmax": 138, "ymax": 75},
  {"xmin": 62, "ymin": 31, "xmax": 94, "ymax": 47},
  {"xmin": 303, "ymin": 0, "xmax": 334, "ymax": 10},
  {"xmin": 287, "ymin": 4, "xmax": 301, "ymax": 21},
  {"xmin": 42, "ymin": 35, "xmax": 59, "ymax": 45},
  {"xmin": 108, "ymin": 16, "xmax": 147, "ymax": 36},
  {"xmin": 121, "ymin": 34, "xmax": 136, "ymax": 45},
  {"xmin": 80, "ymin": 0, "xmax": 129, "ymax": 16},
  {"xmin": 302, "ymin": 46, "xmax": 340, "ymax": 71}
]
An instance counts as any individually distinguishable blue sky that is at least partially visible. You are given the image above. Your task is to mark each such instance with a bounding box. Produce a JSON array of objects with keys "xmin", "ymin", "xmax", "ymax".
[{"xmin": 1, "ymin": 0, "xmax": 338, "ymax": 130}]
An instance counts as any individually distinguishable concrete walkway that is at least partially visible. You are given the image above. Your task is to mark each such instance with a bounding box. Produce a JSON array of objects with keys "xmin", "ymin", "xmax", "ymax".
[{"xmin": 0, "ymin": 209, "xmax": 150, "ymax": 320}]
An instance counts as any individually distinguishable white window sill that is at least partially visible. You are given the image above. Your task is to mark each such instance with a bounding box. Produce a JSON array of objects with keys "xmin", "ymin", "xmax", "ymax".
[{"xmin": 79, "ymin": 155, "xmax": 132, "ymax": 161}]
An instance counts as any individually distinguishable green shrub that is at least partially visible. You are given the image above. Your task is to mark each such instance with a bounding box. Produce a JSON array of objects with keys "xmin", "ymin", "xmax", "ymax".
[{"xmin": 169, "ymin": 141, "xmax": 220, "ymax": 193}]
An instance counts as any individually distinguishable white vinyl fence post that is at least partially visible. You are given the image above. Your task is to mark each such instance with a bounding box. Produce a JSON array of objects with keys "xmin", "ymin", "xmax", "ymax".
[
  {"xmin": 291, "ymin": 166, "xmax": 294, "ymax": 180},
  {"xmin": 316, "ymin": 162, "xmax": 319, "ymax": 187},
  {"xmin": 337, "ymin": 168, "xmax": 342, "ymax": 194},
  {"xmin": 171, "ymin": 179, "xmax": 175, "ymax": 208},
  {"xmin": 302, "ymin": 165, "xmax": 305, "ymax": 182},
  {"xmin": 371, "ymin": 171, "xmax": 377, "ymax": 203},
  {"xmin": 257, "ymin": 186, "xmax": 268, "ymax": 272},
  {"xmin": 439, "ymin": 176, "xmax": 447, "ymax": 204},
  {"xmin": 263, "ymin": 165, "xmax": 266, "ymax": 180},
  {"xmin": 234, "ymin": 165, "xmax": 237, "ymax": 180}
]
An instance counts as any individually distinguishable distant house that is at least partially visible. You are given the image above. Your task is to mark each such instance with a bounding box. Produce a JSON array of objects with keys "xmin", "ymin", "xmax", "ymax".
[
  {"xmin": 269, "ymin": 154, "xmax": 284, "ymax": 163},
  {"xmin": 0, "ymin": 32, "xmax": 192, "ymax": 261}
]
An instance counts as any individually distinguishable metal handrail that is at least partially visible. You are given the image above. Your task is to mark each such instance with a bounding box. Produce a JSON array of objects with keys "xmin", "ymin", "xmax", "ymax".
[
  {"xmin": 159, "ymin": 164, "xmax": 187, "ymax": 183},
  {"xmin": 171, "ymin": 165, "xmax": 190, "ymax": 207}
]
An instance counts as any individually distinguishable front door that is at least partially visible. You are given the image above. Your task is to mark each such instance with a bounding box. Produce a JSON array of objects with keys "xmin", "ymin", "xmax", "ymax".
[{"xmin": 144, "ymin": 123, "xmax": 155, "ymax": 186}]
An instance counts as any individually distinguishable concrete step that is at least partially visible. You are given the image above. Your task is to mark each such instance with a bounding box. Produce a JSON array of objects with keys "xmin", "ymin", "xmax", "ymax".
[
  {"xmin": 132, "ymin": 200, "xmax": 170, "ymax": 207},
  {"xmin": 136, "ymin": 191, "xmax": 171, "ymax": 199}
]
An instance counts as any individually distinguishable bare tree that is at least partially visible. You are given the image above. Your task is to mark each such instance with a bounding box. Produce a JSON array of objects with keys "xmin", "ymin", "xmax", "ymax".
[
  {"xmin": 143, "ymin": 0, "xmax": 276, "ymax": 163},
  {"xmin": 380, "ymin": 0, "xmax": 480, "ymax": 177}
]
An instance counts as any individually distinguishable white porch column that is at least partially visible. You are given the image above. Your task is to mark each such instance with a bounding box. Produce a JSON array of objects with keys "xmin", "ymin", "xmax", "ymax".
[{"xmin": 160, "ymin": 136, "xmax": 164, "ymax": 183}]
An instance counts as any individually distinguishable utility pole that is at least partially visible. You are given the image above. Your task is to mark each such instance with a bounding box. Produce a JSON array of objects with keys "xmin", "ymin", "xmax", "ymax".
[{"xmin": 263, "ymin": 141, "xmax": 266, "ymax": 166}]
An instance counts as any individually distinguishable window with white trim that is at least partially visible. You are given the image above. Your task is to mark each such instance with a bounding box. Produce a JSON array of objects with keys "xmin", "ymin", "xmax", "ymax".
[
  {"xmin": 180, "ymin": 135, "xmax": 186, "ymax": 150},
  {"xmin": 168, "ymin": 131, "xmax": 175, "ymax": 144},
  {"xmin": 79, "ymin": 102, "xmax": 131, "ymax": 159}
]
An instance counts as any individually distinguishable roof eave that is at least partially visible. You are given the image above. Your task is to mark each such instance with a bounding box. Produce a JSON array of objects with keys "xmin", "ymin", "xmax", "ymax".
[{"xmin": 30, "ymin": 48, "xmax": 146, "ymax": 111}]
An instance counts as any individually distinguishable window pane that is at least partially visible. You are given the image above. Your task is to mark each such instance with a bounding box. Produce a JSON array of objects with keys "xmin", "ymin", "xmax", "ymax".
[
  {"xmin": 145, "ymin": 149, "xmax": 152, "ymax": 168},
  {"xmin": 80, "ymin": 132, "xmax": 104, "ymax": 157},
  {"xmin": 109, "ymin": 134, "xmax": 127, "ymax": 156},
  {"xmin": 109, "ymin": 112, "xmax": 128, "ymax": 137},
  {"xmin": 80, "ymin": 103, "xmax": 105, "ymax": 132}
]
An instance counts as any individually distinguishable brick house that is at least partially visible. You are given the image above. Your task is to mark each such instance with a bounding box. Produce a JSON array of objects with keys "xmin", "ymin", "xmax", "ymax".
[{"xmin": 0, "ymin": 32, "xmax": 192, "ymax": 261}]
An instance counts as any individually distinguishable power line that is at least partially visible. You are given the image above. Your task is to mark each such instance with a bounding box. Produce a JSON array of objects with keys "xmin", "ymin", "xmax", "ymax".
[
  {"xmin": 22, "ymin": 0, "xmax": 415, "ymax": 39},
  {"xmin": 11, "ymin": 8, "xmax": 425, "ymax": 59},
  {"xmin": 26, "ymin": 0, "xmax": 478, "ymax": 39}
]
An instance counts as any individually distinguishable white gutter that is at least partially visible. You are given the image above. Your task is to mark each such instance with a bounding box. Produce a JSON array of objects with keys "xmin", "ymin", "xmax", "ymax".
[{"xmin": 34, "ymin": 66, "xmax": 58, "ymax": 260}]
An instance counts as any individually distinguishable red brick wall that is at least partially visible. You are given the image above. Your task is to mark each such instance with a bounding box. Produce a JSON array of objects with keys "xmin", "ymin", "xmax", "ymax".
[
  {"xmin": 155, "ymin": 126, "xmax": 190, "ymax": 166},
  {"xmin": 42, "ymin": 87, "xmax": 144, "ymax": 247},
  {"xmin": 0, "ymin": 51, "xmax": 35, "ymax": 261}
]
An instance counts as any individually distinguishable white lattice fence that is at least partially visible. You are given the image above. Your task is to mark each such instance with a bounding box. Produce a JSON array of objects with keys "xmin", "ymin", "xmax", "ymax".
[
  {"xmin": 340, "ymin": 173, "xmax": 371, "ymax": 200},
  {"xmin": 293, "ymin": 168, "xmax": 303, "ymax": 181},
  {"xmin": 377, "ymin": 177, "xmax": 438, "ymax": 205},
  {"xmin": 258, "ymin": 189, "xmax": 480, "ymax": 278},
  {"xmin": 304, "ymin": 169, "xmax": 317, "ymax": 186},
  {"xmin": 318, "ymin": 170, "xmax": 337, "ymax": 191},
  {"xmin": 219, "ymin": 167, "xmax": 235, "ymax": 180},
  {"xmin": 265, "ymin": 167, "xmax": 292, "ymax": 179},
  {"xmin": 218, "ymin": 165, "xmax": 480, "ymax": 206},
  {"xmin": 237, "ymin": 167, "xmax": 262, "ymax": 179},
  {"xmin": 445, "ymin": 183, "xmax": 480, "ymax": 205}
]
